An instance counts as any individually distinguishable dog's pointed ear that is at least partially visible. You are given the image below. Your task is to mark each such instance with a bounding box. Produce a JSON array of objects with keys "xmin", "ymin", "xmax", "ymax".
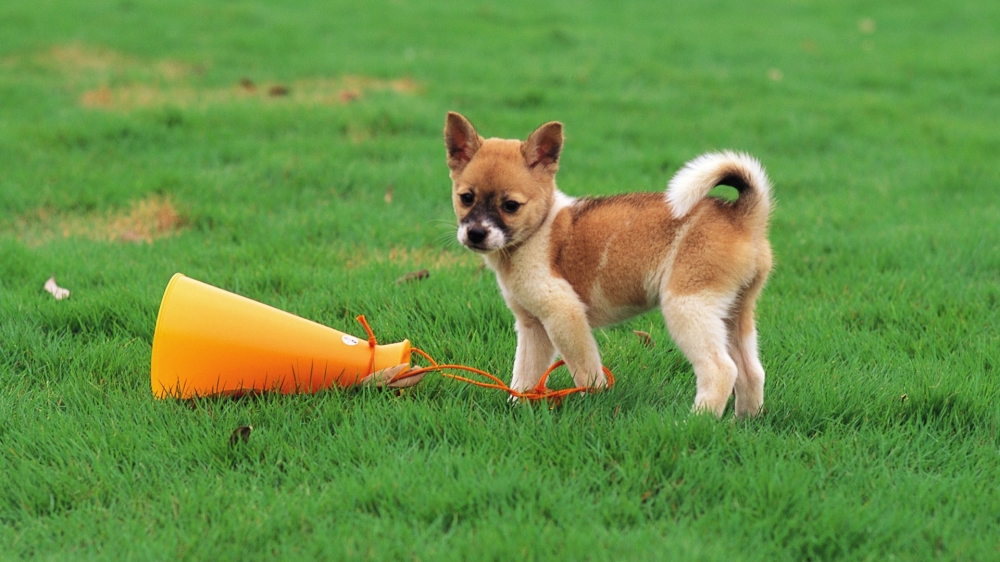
[
  {"xmin": 522, "ymin": 121, "xmax": 563, "ymax": 173},
  {"xmin": 444, "ymin": 112, "xmax": 482, "ymax": 174}
]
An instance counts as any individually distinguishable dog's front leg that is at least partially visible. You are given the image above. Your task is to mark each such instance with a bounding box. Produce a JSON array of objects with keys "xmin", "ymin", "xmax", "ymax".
[
  {"xmin": 510, "ymin": 311, "xmax": 556, "ymax": 392},
  {"xmin": 541, "ymin": 305, "xmax": 607, "ymax": 390}
]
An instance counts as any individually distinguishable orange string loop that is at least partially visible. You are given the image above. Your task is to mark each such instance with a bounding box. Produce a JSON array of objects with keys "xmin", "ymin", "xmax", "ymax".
[{"xmin": 356, "ymin": 316, "xmax": 614, "ymax": 404}]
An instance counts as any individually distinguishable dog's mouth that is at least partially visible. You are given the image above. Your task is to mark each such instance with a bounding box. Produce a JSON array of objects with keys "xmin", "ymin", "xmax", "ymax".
[{"xmin": 463, "ymin": 242, "xmax": 490, "ymax": 253}]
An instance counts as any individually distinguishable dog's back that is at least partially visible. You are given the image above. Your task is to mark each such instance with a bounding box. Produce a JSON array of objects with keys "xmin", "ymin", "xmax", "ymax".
[{"xmin": 548, "ymin": 154, "xmax": 772, "ymax": 328}]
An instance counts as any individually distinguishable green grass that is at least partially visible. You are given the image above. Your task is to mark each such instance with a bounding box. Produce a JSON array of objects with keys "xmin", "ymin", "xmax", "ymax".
[{"xmin": 2, "ymin": 0, "xmax": 1000, "ymax": 559}]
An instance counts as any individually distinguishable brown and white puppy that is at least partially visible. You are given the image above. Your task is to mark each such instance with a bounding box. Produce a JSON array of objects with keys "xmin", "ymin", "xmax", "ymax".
[{"xmin": 444, "ymin": 112, "xmax": 773, "ymax": 417}]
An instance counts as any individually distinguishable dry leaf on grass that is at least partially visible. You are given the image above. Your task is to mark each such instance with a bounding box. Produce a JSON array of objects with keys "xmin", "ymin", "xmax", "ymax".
[
  {"xmin": 360, "ymin": 364, "xmax": 427, "ymax": 389},
  {"xmin": 268, "ymin": 84, "xmax": 290, "ymax": 97},
  {"xmin": 633, "ymin": 330, "xmax": 655, "ymax": 347},
  {"xmin": 44, "ymin": 277, "xmax": 70, "ymax": 300},
  {"xmin": 395, "ymin": 269, "xmax": 429, "ymax": 285},
  {"xmin": 228, "ymin": 425, "xmax": 253, "ymax": 447}
]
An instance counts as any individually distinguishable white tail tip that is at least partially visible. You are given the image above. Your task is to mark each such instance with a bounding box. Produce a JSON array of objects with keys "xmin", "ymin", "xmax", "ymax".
[{"xmin": 665, "ymin": 151, "xmax": 771, "ymax": 219}]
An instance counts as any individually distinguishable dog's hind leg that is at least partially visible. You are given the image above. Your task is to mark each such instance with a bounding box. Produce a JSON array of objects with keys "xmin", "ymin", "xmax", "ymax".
[
  {"xmin": 727, "ymin": 276, "xmax": 768, "ymax": 418},
  {"xmin": 661, "ymin": 292, "xmax": 738, "ymax": 417},
  {"xmin": 728, "ymin": 320, "xmax": 765, "ymax": 418}
]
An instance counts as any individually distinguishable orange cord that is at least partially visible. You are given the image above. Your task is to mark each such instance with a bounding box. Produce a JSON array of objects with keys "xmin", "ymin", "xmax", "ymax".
[
  {"xmin": 356, "ymin": 315, "xmax": 378, "ymax": 377},
  {"xmin": 356, "ymin": 315, "xmax": 614, "ymax": 404}
]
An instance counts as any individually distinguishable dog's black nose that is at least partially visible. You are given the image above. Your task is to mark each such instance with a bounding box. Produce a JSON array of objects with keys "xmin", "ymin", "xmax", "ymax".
[{"xmin": 467, "ymin": 225, "xmax": 487, "ymax": 244}]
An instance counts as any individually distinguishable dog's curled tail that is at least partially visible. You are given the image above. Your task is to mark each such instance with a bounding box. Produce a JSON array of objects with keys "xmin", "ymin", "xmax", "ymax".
[{"xmin": 665, "ymin": 151, "xmax": 773, "ymax": 222}]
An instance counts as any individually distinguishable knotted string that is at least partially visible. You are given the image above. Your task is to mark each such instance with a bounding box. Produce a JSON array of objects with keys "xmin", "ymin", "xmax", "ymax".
[
  {"xmin": 356, "ymin": 315, "xmax": 378, "ymax": 377},
  {"xmin": 355, "ymin": 315, "xmax": 614, "ymax": 404}
]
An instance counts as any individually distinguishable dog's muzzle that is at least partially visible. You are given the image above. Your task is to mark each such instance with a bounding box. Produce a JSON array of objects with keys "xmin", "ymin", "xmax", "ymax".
[{"xmin": 458, "ymin": 221, "xmax": 506, "ymax": 252}]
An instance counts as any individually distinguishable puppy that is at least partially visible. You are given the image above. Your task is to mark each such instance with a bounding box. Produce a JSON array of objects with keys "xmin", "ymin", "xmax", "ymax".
[{"xmin": 444, "ymin": 112, "xmax": 773, "ymax": 417}]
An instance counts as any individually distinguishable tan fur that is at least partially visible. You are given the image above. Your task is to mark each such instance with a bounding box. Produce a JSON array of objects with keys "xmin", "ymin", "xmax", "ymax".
[{"xmin": 444, "ymin": 112, "xmax": 773, "ymax": 417}]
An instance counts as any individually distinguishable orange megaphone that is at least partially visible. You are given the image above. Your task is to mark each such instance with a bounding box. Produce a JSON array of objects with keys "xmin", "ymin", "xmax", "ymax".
[{"xmin": 150, "ymin": 273, "xmax": 415, "ymax": 399}]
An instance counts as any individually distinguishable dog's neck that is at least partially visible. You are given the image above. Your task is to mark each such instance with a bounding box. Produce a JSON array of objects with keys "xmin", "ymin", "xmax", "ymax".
[{"xmin": 482, "ymin": 188, "xmax": 573, "ymax": 275}]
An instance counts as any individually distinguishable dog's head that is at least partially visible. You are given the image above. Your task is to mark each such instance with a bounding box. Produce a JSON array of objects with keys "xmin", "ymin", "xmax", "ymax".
[{"xmin": 444, "ymin": 112, "xmax": 562, "ymax": 253}]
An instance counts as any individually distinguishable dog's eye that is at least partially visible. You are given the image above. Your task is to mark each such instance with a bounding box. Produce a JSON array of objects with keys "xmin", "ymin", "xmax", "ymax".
[
  {"xmin": 459, "ymin": 192, "xmax": 474, "ymax": 206},
  {"xmin": 502, "ymin": 200, "xmax": 522, "ymax": 213}
]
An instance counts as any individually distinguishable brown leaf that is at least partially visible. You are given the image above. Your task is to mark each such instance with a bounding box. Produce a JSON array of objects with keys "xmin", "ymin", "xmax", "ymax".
[
  {"xmin": 395, "ymin": 269, "xmax": 429, "ymax": 285},
  {"xmin": 633, "ymin": 330, "xmax": 654, "ymax": 348},
  {"xmin": 228, "ymin": 425, "xmax": 253, "ymax": 446},
  {"xmin": 239, "ymin": 77, "xmax": 255, "ymax": 92},
  {"xmin": 384, "ymin": 185, "xmax": 394, "ymax": 204},
  {"xmin": 360, "ymin": 364, "xmax": 427, "ymax": 389},
  {"xmin": 268, "ymin": 84, "xmax": 290, "ymax": 97}
]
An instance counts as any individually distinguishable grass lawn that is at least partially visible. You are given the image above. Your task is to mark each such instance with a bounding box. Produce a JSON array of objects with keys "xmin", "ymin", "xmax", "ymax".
[{"xmin": 2, "ymin": 0, "xmax": 999, "ymax": 559}]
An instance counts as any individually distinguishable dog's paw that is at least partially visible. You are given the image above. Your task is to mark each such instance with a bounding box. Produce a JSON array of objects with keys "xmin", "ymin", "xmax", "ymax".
[
  {"xmin": 581, "ymin": 372, "xmax": 609, "ymax": 392},
  {"xmin": 691, "ymin": 396, "xmax": 727, "ymax": 418}
]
